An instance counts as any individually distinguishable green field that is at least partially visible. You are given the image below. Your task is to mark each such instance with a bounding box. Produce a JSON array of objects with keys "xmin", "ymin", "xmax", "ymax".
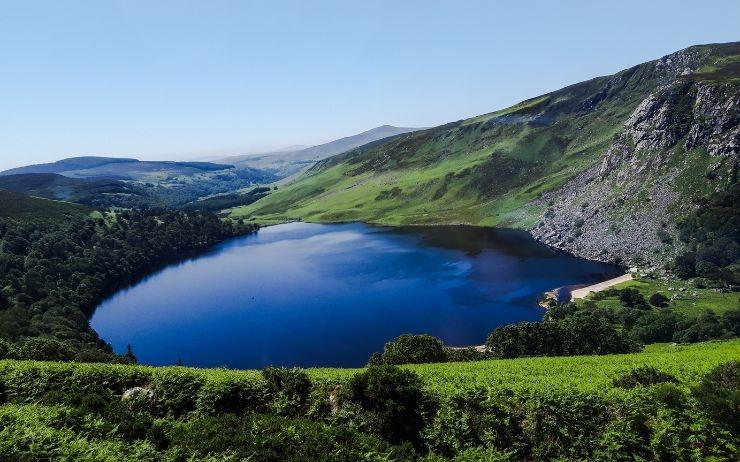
[{"xmin": 578, "ymin": 277, "xmax": 739, "ymax": 317}]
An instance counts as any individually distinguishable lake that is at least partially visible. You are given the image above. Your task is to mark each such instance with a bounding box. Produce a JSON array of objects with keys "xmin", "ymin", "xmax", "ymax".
[{"xmin": 90, "ymin": 222, "xmax": 620, "ymax": 368}]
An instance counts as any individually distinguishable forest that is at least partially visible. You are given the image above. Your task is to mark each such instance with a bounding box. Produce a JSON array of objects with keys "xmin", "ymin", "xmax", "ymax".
[{"xmin": 0, "ymin": 199, "xmax": 257, "ymax": 362}]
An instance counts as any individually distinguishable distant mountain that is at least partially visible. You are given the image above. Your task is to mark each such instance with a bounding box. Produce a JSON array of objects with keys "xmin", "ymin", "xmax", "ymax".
[
  {"xmin": 0, "ymin": 156, "xmax": 234, "ymax": 180},
  {"xmin": 234, "ymin": 41, "xmax": 740, "ymax": 269},
  {"xmin": 218, "ymin": 125, "xmax": 423, "ymax": 178},
  {"xmin": 0, "ymin": 173, "xmax": 147, "ymax": 205},
  {"xmin": 0, "ymin": 157, "xmax": 277, "ymax": 208},
  {"xmin": 1, "ymin": 156, "xmax": 138, "ymax": 175}
]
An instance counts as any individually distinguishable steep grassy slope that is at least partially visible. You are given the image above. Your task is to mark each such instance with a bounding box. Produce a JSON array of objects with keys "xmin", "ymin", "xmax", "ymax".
[{"xmin": 233, "ymin": 42, "xmax": 740, "ymax": 266}]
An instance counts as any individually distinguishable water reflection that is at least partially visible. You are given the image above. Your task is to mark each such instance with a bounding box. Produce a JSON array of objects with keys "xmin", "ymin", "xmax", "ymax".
[{"xmin": 91, "ymin": 222, "xmax": 620, "ymax": 369}]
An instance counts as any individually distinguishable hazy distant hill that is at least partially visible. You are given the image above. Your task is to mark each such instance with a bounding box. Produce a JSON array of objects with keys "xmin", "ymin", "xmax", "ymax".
[
  {"xmin": 1, "ymin": 156, "xmax": 234, "ymax": 180},
  {"xmin": 0, "ymin": 157, "xmax": 276, "ymax": 208},
  {"xmin": 218, "ymin": 125, "xmax": 423, "ymax": 178},
  {"xmin": 0, "ymin": 173, "xmax": 149, "ymax": 205}
]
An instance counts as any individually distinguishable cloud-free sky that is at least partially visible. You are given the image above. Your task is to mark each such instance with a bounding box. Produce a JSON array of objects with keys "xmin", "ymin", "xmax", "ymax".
[{"xmin": 1, "ymin": 0, "xmax": 738, "ymax": 169}]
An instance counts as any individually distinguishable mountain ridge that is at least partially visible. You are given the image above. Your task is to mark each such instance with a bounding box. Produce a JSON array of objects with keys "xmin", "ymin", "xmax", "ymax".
[
  {"xmin": 232, "ymin": 41, "xmax": 740, "ymax": 269},
  {"xmin": 0, "ymin": 156, "xmax": 234, "ymax": 178},
  {"xmin": 217, "ymin": 125, "xmax": 423, "ymax": 178}
]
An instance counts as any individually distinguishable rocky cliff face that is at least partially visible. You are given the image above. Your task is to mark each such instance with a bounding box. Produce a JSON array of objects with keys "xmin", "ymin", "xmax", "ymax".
[{"xmin": 531, "ymin": 48, "xmax": 739, "ymax": 269}]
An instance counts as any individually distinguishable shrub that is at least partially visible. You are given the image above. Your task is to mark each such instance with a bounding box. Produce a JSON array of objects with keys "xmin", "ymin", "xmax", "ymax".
[
  {"xmin": 166, "ymin": 412, "xmax": 414, "ymax": 462},
  {"xmin": 344, "ymin": 365, "xmax": 433, "ymax": 447},
  {"xmin": 151, "ymin": 369, "xmax": 204, "ymax": 417},
  {"xmin": 12, "ymin": 337, "xmax": 76, "ymax": 361},
  {"xmin": 657, "ymin": 228, "xmax": 673, "ymax": 244},
  {"xmin": 648, "ymin": 292, "xmax": 670, "ymax": 307},
  {"xmin": 524, "ymin": 392, "xmax": 612, "ymax": 461},
  {"xmin": 673, "ymin": 252, "xmax": 696, "ymax": 279},
  {"xmin": 692, "ymin": 361, "xmax": 739, "ymax": 435},
  {"xmin": 486, "ymin": 314, "xmax": 638, "ymax": 359},
  {"xmin": 724, "ymin": 309, "xmax": 740, "ymax": 336},
  {"xmin": 628, "ymin": 310, "xmax": 687, "ymax": 343},
  {"xmin": 424, "ymin": 388, "xmax": 523, "ymax": 457},
  {"xmin": 196, "ymin": 376, "xmax": 266, "ymax": 416},
  {"xmin": 619, "ymin": 288, "xmax": 648, "ymax": 309},
  {"xmin": 262, "ymin": 367, "xmax": 312, "ymax": 416},
  {"xmin": 612, "ymin": 366, "xmax": 679, "ymax": 389},
  {"xmin": 371, "ymin": 334, "xmax": 447, "ymax": 365}
]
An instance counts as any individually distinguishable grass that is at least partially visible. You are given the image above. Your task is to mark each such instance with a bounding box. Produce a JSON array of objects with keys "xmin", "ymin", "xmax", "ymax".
[
  {"xmin": 228, "ymin": 120, "xmax": 616, "ymax": 228},
  {"xmin": 577, "ymin": 277, "xmax": 739, "ymax": 317}
]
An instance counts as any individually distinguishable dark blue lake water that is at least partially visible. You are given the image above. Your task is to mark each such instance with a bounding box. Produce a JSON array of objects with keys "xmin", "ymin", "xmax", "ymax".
[{"xmin": 90, "ymin": 222, "xmax": 620, "ymax": 369}]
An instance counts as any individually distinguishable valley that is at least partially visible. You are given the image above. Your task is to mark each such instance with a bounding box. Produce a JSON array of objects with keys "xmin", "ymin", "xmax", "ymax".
[{"xmin": 0, "ymin": 34, "xmax": 738, "ymax": 462}]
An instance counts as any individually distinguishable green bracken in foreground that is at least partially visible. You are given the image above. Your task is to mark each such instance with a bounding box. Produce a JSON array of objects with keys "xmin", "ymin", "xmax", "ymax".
[
  {"xmin": 0, "ymin": 340, "xmax": 738, "ymax": 461},
  {"xmin": 1, "ymin": 340, "xmax": 736, "ymax": 399}
]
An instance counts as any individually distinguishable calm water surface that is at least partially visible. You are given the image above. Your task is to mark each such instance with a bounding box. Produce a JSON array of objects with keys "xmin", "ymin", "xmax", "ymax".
[{"xmin": 91, "ymin": 222, "xmax": 620, "ymax": 368}]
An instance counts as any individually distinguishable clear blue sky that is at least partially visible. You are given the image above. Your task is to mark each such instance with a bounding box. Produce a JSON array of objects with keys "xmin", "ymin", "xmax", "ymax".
[{"xmin": 1, "ymin": 0, "xmax": 738, "ymax": 170}]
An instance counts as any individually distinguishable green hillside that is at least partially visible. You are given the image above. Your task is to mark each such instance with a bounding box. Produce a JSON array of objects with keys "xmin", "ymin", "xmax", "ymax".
[
  {"xmin": 0, "ymin": 340, "xmax": 737, "ymax": 461},
  {"xmin": 0, "ymin": 189, "xmax": 90, "ymax": 220},
  {"xmin": 231, "ymin": 42, "xmax": 740, "ymax": 267},
  {"xmin": 0, "ymin": 189, "xmax": 257, "ymax": 360},
  {"xmin": 0, "ymin": 173, "xmax": 148, "ymax": 204}
]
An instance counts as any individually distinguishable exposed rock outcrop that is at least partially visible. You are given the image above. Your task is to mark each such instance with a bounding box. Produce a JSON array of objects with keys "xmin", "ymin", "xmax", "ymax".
[{"xmin": 531, "ymin": 55, "xmax": 739, "ymax": 269}]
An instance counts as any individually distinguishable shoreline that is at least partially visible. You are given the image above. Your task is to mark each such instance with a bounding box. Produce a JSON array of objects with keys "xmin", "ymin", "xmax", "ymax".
[{"xmin": 568, "ymin": 273, "xmax": 634, "ymax": 301}]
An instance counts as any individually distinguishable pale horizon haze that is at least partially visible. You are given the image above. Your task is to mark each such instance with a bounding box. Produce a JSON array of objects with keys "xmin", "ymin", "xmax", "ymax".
[{"xmin": 1, "ymin": 0, "xmax": 739, "ymax": 170}]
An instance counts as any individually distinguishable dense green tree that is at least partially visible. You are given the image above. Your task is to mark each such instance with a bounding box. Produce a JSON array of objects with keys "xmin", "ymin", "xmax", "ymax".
[
  {"xmin": 648, "ymin": 292, "xmax": 670, "ymax": 307},
  {"xmin": 0, "ymin": 208, "xmax": 256, "ymax": 361},
  {"xmin": 612, "ymin": 366, "xmax": 679, "ymax": 389},
  {"xmin": 486, "ymin": 314, "xmax": 638, "ymax": 359},
  {"xmin": 369, "ymin": 334, "xmax": 447, "ymax": 365},
  {"xmin": 674, "ymin": 183, "xmax": 740, "ymax": 285},
  {"xmin": 619, "ymin": 288, "xmax": 648, "ymax": 308},
  {"xmin": 628, "ymin": 309, "xmax": 687, "ymax": 343}
]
